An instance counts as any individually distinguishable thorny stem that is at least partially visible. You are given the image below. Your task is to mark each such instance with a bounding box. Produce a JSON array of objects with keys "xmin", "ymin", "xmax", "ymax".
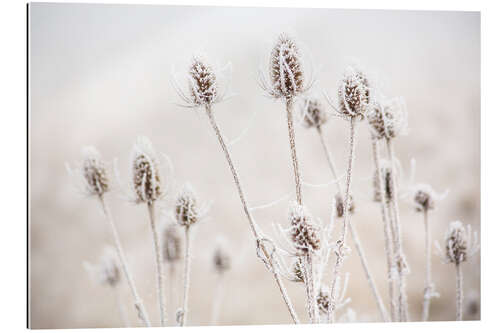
[
  {"xmin": 422, "ymin": 209, "xmax": 433, "ymax": 321},
  {"xmin": 319, "ymin": 127, "xmax": 388, "ymax": 321},
  {"xmin": 98, "ymin": 195, "xmax": 151, "ymax": 327},
  {"xmin": 386, "ymin": 139, "xmax": 410, "ymax": 321},
  {"xmin": 371, "ymin": 136, "xmax": 397, "ymax": 321},
  {"xmin": 300, "ymin": 257, "xmax": 315, "ymax": 322},
  {"xmin": 205, "ymin": 106, "xmax": 300, "ymax": 324},
  {"xmin": 327, "ymin": 118, "xmax": 357, "ymax": 323},
  {"xmin": 147, "ymin": 202, "xmax": 167, "ymax": 326},
  {"xmin": 180, "ymin": 226, "xmax": 191, "ymax": 326},
  {"xmin": 286, "ymin": 98, "xmax": 303, "ymax": 205},
  {"xmin": 456, "ymin": 263, "xmax": 463, "ymax": 321}
]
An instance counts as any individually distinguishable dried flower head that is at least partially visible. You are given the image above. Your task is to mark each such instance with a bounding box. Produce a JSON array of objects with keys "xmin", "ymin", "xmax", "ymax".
[
  {"xmin": 162, "ymin": 223, "xmax": 182, "ymax": 263},
  {"xmin": 443, "ymin": 221, "xmax": 478, "ymax": 265},
  {"xmin": 174, "ymin": 183, "xmax": 200, "ymax": 227},
  {"xmin": 373, "ymin": 160, "xmax": 394, "ymax": 203},
  {"xmin": 69, "ymin": 146, "xmax": 110, "ymax": 196},
  {"xmin": 291, "ymin": 258, "xmax": 304, "ymax": 282},
  {"xmin": 316, "ymin": 286, "xmax": 331, "ymax": 314},
  {"xmin": 288, "ymin": 202, "xmax": 321, "ymax": 254},
  {"xmin": 188, "ymin": 58, "xmax": 218, "ymax": 106},
  {"xmin": 336, "ymin": 66, "xmax": 370, "ymax": 120},
  {"xmin": 260, "ymin": 34, "xmax": 307, "ymax": 100},
  {"xmin": 368, "ymin": 96, "xmax": 408, "ymax": 140},
  {"xmin": 335, "ymin": 193, "xmax": 355, "ymax": 218},
  {"xmin": 213, "ymin": 242, "xmax": 231, "ymax": 274},
  {"xmin": 130, "ymin": 136, "xmax": 163, "ymax": 204},
  {"xmin": 97, "ymin": 246, "xmax": 121, "ymax": 287},
  {"xmin": 298, "ymin": 96, "xmax": 329, "ymax": 128},
  {"xmin": 413, "ymin": 184, "xmax": 437, "ymax": 212}
]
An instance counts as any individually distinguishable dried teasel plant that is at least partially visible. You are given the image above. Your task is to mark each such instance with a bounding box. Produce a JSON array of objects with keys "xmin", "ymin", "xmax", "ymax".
[
  {"xmin": 436, "ymin": 221, "xmax": 479, "ymax": 320},
  {"xmin": 173, "ymin": 54, "xmax": 300, "ymax": 324},
  {"xmin": 68, "ymin": 147, "xmax": 151, "ymax": 327},
  {"xmin": 161, "ymin": 220, "xmax": 182, "ymax": 318},
  {"xmin": 129, "ymin": 136, "xmax": 167, "ymax": 326},
  {"xmin": 211, "ymin": 238, "xmax": 232, "ymax": 324},
  {"xmin": 367, "ymin": 96, "xmax": 408, "ymax": 141}
]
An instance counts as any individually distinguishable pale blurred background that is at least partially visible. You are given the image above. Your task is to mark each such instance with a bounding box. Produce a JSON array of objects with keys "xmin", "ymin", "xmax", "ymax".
[{"xmin": 29, "ymin": 3, "xmax": 480, "ymax": 329}]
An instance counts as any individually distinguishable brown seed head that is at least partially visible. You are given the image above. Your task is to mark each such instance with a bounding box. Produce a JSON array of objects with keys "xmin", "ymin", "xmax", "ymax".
[
  {"xmin": 316, "ymin": 287, "xmax": 331, "ymax": 314},
  {"xmin": 131, "ymin": 137, "xmax": 162, "ymax": 204},
  {"xmin": 292, "ymin": 259, "xmax": 304, "ymax": 283},
  {"xmin": 413, "ymin": 184, "xmax": 436, "ymax": 212},
  {"xmin": 269, "ymin": 34, "xmax": 304, "ymax": 99},
  {"xmin": 335, "ymin": 193, "xmax": 355, "ymax": 218},
  {"xmin": 288, "ymin": 202, "xmax": 321, "ymax": 254},
  {"xmin": 300, "ymin": 96, "xmax": 329, "ymax": 128},
  {"xmin": 337, "ymin": 66, "xmax": 370, "ymax": 119},
  {"xmin": 175, "ymin": 184, "xmax": 199, "ymax": 227},
  {"xmin": 445, "ymin": 221, "xmax": 468, "ymax": 265},
  {"xmin": 368, "ymin": 97, "xmax": 407, "ymax": 140},
  {"xmin": 81, "ymin": 146, "xmax": 109, "ymax": 196},
  {"xmin": 373, "ymin": 161, "xmax": 394, "ymax": 203},
  {"xmin": 213, "ymin": 245, "xmax": 231, "ymax": 274},
  {"xmin": 188, "ymin": 58, "xmax": 218, "ymax": 106}
]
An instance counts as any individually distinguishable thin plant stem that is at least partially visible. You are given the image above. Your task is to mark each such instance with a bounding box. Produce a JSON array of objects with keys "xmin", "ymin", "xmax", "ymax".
[
  {"xmin": 286, "ymin": 98, "xmax": 303, "ymax": 205},
  {"xmin": 300, "ymin": 257, "xmax": 314, "ymax": 323},
  {"xmin": 386, "ymin": 139, "xmax": 409, "ymax": 321},
  {"xmin": 318, "ymin": 126, "xmax": 388, "ymax": 321},
  {"xmin": 371, "ymin": 136, "xmax": 397, "ymax": 321},
  {"xmin": 147, "ymin": 202, "xmax": 167, "ymax": 326},
  {"xmin": 180, "ymin": 226, "xmax": 191, "ymax": 326},
  {"xmin": 307, "ymin": 254, "xmax": 319, "ymax": 323},
  {"xmin": 167, "ymin": 263, "xmax": 176, "ymax": 322},
  {"xmin": 327, "ymin": 118, "xmax": 357, "ymax": 323},
  {"xmin": 455, "ymin": 263, "xmax": 463, "ymax": 321},
  {"xmin": 205, "ymin": 106, "xmax": 300, "ymax": 324},
  {"xmin": 210, "ymin": 273, "xmax": 226, "ymax": 325},
  {"xmin": 98, "ymin": 195, "xmax": 151, "ymax": 327},
  {"xmin": 422, "ymin": 209, "xmax": 433, "ymax": 321},
  {"xmin": 114, "ymin": 286, "xmax": 130, "ymax": 327}
]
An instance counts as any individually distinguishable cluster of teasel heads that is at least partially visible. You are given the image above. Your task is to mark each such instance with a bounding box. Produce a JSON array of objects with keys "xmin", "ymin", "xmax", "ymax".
[{"xmin": 69, "ymin": 32, "xmax": 479, "ymax": 327}]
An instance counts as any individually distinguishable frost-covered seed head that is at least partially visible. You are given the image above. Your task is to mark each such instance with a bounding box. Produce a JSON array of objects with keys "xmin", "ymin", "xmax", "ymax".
[
  {"xmin": 288, "ymin": 202, "xmax": 321, "ymax": 254},
  {"xmin": 213, "ymin": 245, "xmax": 231, "ymax": 274},
  {"xmin": 175, "ymin": 184, "xmax": 199, "ymax": 227},
  {"xmin": 413, "ymin": 184, "xmax": 436, "ymax": 212},
  {"xmin": 188, "ymin": 58, "xmax": 218, "ymax": 106},
  {"xmin": 163, "ymin": 223, "xmax": 182, "ymax": 263},
  {"xmin": 300, "ymin": 96, "xmax": 329, "ymax": 128},
  {"xmin": 98, "ymin": 247, "xmax": 120, "ymax": 287},
  {"xmin": 292, "ymin": 258, "xmax": 304, "ymax": 283},
  {"xmin": 81, "ymin": 146, "xmax": 109, "ymax": 196},
  {"xmin": 316, "ymin": 287, "xmax": 331, "ymax": 314},
  {"xmin": 335, "ymin": 193, "xmax": 355, "ymax": 218},
  {"xmin": 337, "ymin": 66, "xmax": 370, "ymax": 119},
  {"xmin": 269, "ymin": 34, "xmax": 304, "ymax": 99},
  {"xmin": 373, "ymin": 162, "xmax": 394, "ymax": 203},
  {"xmin": 368, "ymin": 97, "xmax": 408, "ymax": 140},
  {"xmin": 131, "ymin": 137, "xmax": 162, "ymax": 204},
  {"xmin": 444, "ymin": 221, "xmax": 469, "ymax": 265}
]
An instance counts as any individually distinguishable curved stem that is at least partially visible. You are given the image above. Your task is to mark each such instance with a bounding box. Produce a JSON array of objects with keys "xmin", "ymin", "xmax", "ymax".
[
  {"xmin": 317, "ymin": 126, "xmax": 343, "ymax": 195},
  {"xmin": 386, "ymin": 139, "xmax": 409, "ymax": 321},
  {"xmin": 147, "ymin": 201, "xmax": 167, "ymax": 326},
  {"xmin": 205, "ymin": 106, "xmax": 299, "ymax": 324},
  {"xmin": 456, "ymin": 263, "xmax": 463, "ymax": 321},
  {"xmin": 180, "ymin": 226, "xmax": 191, "ymax": 326},
  {"xmin": 286, "ymin": 98, "xmax": 303, "ymax": 205},
  {"xmin": 98, "ymin": 195, "xmax": 151, "ymax": 327},
  {"xmin": 327, "ymin": 118, "xmax": 357, "ymax": 323},
  {"xmin": 371, "ymin": 136, "xmax": 397, "ymax": 321}
]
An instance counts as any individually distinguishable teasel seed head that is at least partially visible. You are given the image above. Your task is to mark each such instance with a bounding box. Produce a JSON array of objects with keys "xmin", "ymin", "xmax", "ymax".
[
  {"xmin": 299, "ymin": 96, "xmax": 329, "ymax": 129},
  {"xmin": 188, "ymin": 57, "xmax": 218, "ymax": 107},
  {"xmin": 373, "ymin": 160, "xmax": 394, "ymax": 203},
  {"xmin": 413, "ymin": 184, "xmax": 437, "ymax": 212},
  {"xmin": 291, "ymin": 258, "xmax": 304, "ymax": 283},
  {"xmin": 368, "ymin": 96, "xmax": 408, "ymax": 140},
  {"xmin": 316, "ymin": 286, "xmax": 331, "ymax": 315},
  {"xmin": 81, "ymin": 146, "xmax": 109, "ymax": 196},
  {"xmin": 174, "ymin": 183, "xmax": 200, "ymax": 227},
  {"xmin": 268, "ymin": 34, "xmax": 305, "ymax": 100},
  {"xmin": 337, "ymin": 66, "xmax": 370, "ymax": 120},
  {"xmin": 444, "ymin": 221, "xmax": 470, "ymax": 265},
  {"xmin": 335, "ymin": 193, "xmax": 355, "ymax": 218},
  {"xmin": 288, "ymin": 202, "xmax": 321, "ymax": 255},
  {"xmin": 213, "ymin": 242, "xmax": 231, "ymax": 274},
  {"xmin": 130, "ymin": 136, "xmax": 163, "ymax": 204},
  {"xmin": 162, "ymin": 223, "xmax": 182, "ymax": 263},
  {"xmin": 98, "ymin": 246, "xmax": 121, "ymax": 287}
]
